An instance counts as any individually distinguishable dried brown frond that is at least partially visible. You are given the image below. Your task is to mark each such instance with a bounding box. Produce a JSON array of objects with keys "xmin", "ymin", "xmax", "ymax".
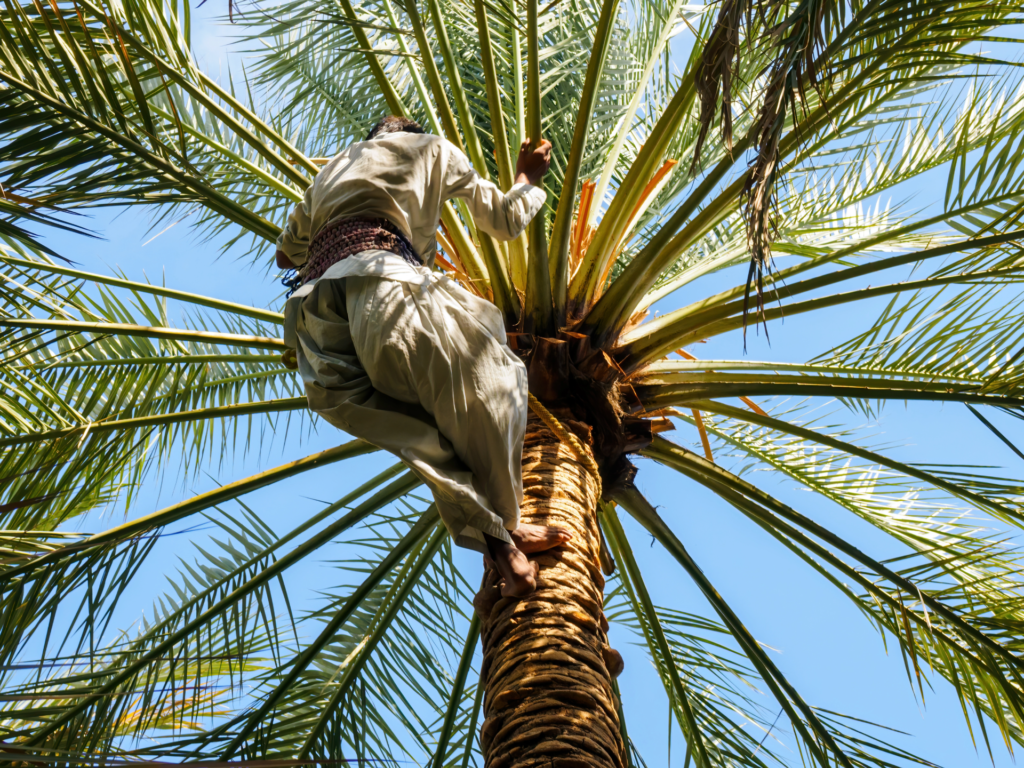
[
  {"xmin": 692, "ymin": 0, "xmax": 840, "ymax": 325},
  {"xmin": 693, "ymin": 0, "xmax": 839, "ymax": 328},
  {"xmin": 570, "ymin": 179, "xmax": 597, "ymax": 279},
  {"xmin": 742, "ymin": 0, "xmax": 838, "ymax": 328},
  {"xmin": 741, "ymin": 71, "xmax": 784, "ymax": 336},
  {"xmin": 692, "ymin": 0, "xmax": 751, "ymax": 170}
]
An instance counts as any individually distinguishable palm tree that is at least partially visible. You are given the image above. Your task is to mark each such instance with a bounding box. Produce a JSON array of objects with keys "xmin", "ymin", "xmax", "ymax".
[{"xmin": 1, "ymin": 0, "xmax": 1023, "ymax": 765}]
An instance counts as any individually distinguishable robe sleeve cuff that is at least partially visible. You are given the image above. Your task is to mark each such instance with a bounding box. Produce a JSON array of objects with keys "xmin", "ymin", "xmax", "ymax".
[
  {"xmin": 510, "ymin": 182, "xmax": 547, "ymax": 218},
  {"xmin": 275, "ymin": 238, "xmax": 308, "ymax": 267}
]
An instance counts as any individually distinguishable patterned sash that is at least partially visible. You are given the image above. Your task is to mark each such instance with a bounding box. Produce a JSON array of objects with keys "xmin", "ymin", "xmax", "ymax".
[{"xmin": 300, "ymin": 216, "xmax": 422, "ymax": 285}]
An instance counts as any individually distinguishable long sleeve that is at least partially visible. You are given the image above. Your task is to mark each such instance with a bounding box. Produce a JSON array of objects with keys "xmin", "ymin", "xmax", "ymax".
[
  {"xmin": 443, "ymin": 143, "xmax": 546, "ymax": 241},
  {"xmin": 276, "ymin": 183, "xmax": 315, "ymax": 266}
]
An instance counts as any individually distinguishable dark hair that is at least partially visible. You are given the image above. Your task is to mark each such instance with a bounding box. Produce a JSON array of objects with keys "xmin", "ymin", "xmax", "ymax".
[{"xmin": 366, "ymin": 115, "xmax": 426, "ymax": 141}]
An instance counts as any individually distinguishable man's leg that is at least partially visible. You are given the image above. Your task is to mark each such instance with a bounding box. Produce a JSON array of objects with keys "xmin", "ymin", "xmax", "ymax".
[
  {"xmin": 296, "ymin": 276, "xmax": 493, "ymax": 539},
  {"xmin": 344, "ymin": 274, "xmax": 571, "ymax": 595},
  {"xmin": 295, "ymin": 274, "xmax": 565, "ymax": 595},
  {"xmin": 482, "ymin": 526, "xmax": 572, "ymax": 597}
]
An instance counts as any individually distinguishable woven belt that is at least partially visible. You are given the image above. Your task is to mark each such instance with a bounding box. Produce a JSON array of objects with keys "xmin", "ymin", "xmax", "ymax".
[
  {"xmin": 283, "ymin": 216, "xmax": 422, "ymax": 297},
  {"xmin": 301, "ymin": 216, "xmax": 421, "ymax": 283}
]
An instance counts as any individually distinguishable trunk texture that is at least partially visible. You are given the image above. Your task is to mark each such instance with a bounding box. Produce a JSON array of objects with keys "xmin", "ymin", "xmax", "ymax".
[{"xmin": 475, "ymin": 411, "xmax": 627, "ymax": 768}]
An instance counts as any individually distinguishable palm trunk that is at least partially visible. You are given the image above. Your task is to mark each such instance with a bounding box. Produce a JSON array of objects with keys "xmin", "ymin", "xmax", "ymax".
[{"xmin": 475, "ymin": 411, "xmax": 627, "ymax": 768}]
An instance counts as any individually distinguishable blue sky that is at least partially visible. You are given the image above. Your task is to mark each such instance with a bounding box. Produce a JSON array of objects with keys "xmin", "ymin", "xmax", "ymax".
[{"xmin": 17, "ymin": 3, "xmax": 1024, "ymax": 766}]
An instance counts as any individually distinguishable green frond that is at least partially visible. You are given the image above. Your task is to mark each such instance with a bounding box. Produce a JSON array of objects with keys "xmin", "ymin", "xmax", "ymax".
[
  {"xmin": 682, "ymin": 397, "xmax": 1024, "ymax": 526},
  {"xmin": 0, "ymin": 255, "xmax": 304, "ymax": 528},
  {"xmin": 2, "ymin": 0, "xmax": 1023, "ymax": 763},
  {"xmin": 220, "ymin": 508, "xmax": 442, "ymax": 759},
  {"xmin": 642, "ymin": 437, "xmax": 1024, "ymax": 753},
  {"xmin": 0, "ymin": 0, "xmax": 323, "ymax": 254},
  {"xmin": 614, "ymin": 482, "xmax": 945, "ymax": 768},
  {"xmin": 1, "ymin": 253, "xmax": 284, "ymax": 325},
  {"xmin": 6, "ymin": 472, "xmax": 423, "ymax": 752},
  {"xmin": 602, "ymin": 504, "xmax": 720, "ymax": 768},
  {"xmin": 582, "ymin": 2, "xmax": 1024, "ymax": 342},
  {"xmin": 619, "ymin": 228, "xmax": 1024, "ymax": 369}
]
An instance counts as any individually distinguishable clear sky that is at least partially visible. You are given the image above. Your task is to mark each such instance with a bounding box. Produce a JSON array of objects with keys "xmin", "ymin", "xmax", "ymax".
[{"xmin": 22, "ymin": 4, "xmax": 1024, "ymax": 767}]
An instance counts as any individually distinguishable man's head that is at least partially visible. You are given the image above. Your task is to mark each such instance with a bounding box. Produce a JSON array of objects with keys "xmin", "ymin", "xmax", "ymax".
[{"xmin": 366, "ymin": 115, "xmax": 426, "ymax": 141}]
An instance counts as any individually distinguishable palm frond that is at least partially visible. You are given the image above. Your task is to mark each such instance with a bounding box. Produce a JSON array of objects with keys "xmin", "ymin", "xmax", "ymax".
[
  {"xmin": 0, "ymin": 0, "xmax": 323, "ymax": 254},
  {"xmin": 615, "ymin": 482, "xmax": 945, "ymax": 768},
  {"xmin": 642, "ymin": 437, "xmax": 1024, "ymax": 753}
]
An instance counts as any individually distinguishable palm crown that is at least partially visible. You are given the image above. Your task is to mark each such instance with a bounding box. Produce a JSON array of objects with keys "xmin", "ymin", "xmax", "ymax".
[{"xmin": 1, "ymin": 0, "xmax": 1024, "ymax": 765}]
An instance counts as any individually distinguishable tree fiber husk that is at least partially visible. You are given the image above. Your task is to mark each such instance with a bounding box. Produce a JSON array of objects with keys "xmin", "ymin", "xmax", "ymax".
[{"xmin": 476, "ymin": 414, "xmax": 626, "ymax": 768}]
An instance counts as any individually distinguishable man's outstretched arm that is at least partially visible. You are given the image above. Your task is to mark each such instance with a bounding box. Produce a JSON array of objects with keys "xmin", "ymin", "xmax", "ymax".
[{"xmin": 445, "ymin": 139, "xmax": 552, "ymax": 241}]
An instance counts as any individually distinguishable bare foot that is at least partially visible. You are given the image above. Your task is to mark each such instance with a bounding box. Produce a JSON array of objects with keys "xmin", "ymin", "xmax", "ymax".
[
  {"xmin": 485, "ymin": 536, "xmax": 538, "ymax": 597},
  {"xmin": 510, "ymin": 523, "xmax": 572, "ymax": 554},
  {"xmin": 482, "ymin": 525, "xmax": 572, "ymax": 598}
]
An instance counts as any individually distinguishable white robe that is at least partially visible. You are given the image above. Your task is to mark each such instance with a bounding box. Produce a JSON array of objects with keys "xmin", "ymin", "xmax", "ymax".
[
  {"xmin": 281, "ymin": 133, "xmax": 545, "ymax": 553},
  {"xmin": 276, "ymin": 132, "xmax": 545, "ymax": 268}
]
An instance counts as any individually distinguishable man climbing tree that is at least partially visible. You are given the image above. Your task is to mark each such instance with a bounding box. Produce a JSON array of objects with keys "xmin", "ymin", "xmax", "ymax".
[
  {"xmin": 276, "ymin": 115, "xmax": 565, "ymax": 596},
  {"xmin": 6, "ymin": 0, "xmax": 1024, "ymax": 765}
]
